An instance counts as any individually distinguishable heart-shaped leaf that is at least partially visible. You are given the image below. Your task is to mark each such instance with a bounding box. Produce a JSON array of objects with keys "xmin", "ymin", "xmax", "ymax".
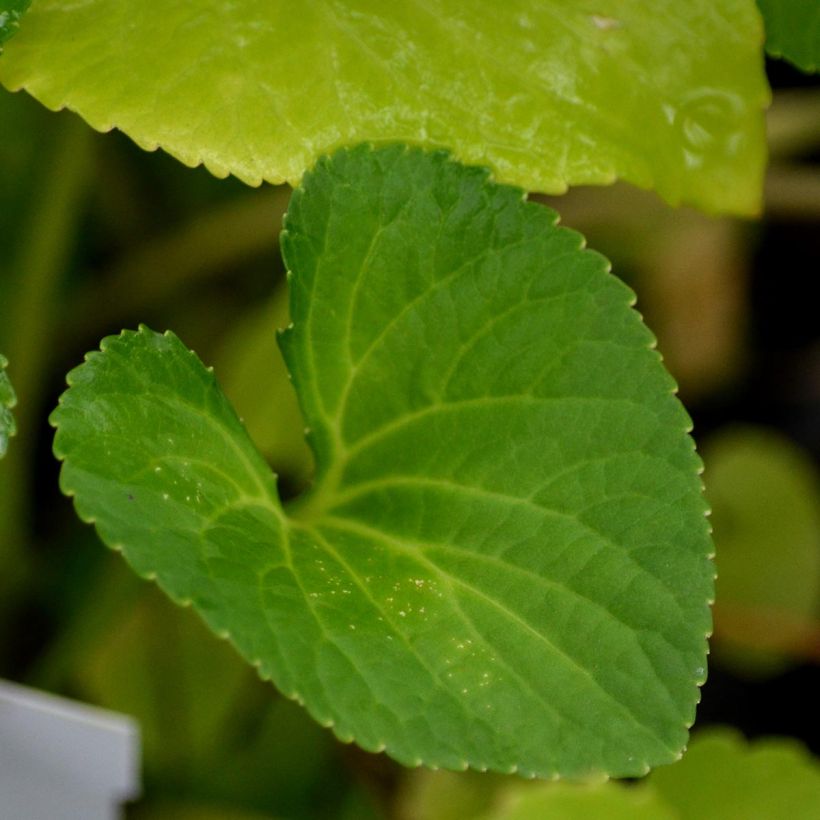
[
  {"xmin": 0, "ymin": 0, "xmax": 768, "ymax": 214},
  {"xmin": 0, "ymin": 353, "xmax": 16, "ymax": 458},
  {"xmin": 52, "ymin": 145, "xmax": 713, "ymax": 779}
]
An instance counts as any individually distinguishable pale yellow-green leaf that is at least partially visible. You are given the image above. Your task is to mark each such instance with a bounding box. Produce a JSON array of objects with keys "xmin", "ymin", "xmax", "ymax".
[
  {"xmin": 482, "ymin": 782, "xmax": 674, "ymax": 820},
  {"xmin": 0, "ymin": 0, "xmax": 768, "ymax": 214},
  {"xmin": 649, "ymin": 728, "xmax": 820, "ymax": 820},
  {"xmin": 400, "ymin": 730, "xmax": 820, "ymax": 820}
]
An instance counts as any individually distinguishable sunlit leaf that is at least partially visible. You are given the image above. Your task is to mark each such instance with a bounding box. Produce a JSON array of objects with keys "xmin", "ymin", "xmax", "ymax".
[
  {"xmin": 0, "ymin": 0, "xmax": 768, "ymax": 214},
  {"xmin": 704, "ymin": 426, "xmax": 820, "ymax": 676},
  {"xmin": 0, "ymin": 354, "xmax": 16, "ymax": 458},
  {"xmin": 53, "ymin": 145, "xmax": 713, "ymax": 778},
  {"xmin": 757, "ymin": 0, "xmax": 820, "ymax": 73}
]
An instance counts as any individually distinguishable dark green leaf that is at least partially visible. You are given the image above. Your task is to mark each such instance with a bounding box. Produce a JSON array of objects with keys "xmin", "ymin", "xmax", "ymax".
[
  {"xmin": 757, "ymin": 0, "xmax": 820, "ymax": 73},
  {"xmin": 53, "ymin": 145, "xmax": 713, "ymax": 778}
]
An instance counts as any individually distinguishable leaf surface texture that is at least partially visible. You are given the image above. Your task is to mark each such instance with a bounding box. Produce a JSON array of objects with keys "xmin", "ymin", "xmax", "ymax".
[
  {"xmin": 0, "ymin": 0, "xmax": 768, "ymax": 213},
  {"xmin": 53, "ymin": 145, "xmax": 713, "ymax": 778}
]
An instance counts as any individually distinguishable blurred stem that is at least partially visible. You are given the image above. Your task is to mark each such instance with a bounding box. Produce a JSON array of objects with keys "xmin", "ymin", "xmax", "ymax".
[
  {"xmin": 767, "ymin": 89, "xmax": 820, "ymax": 160},
  {"xmin": 0, "ymin": 114, "xmax": 92, "ymax": 628},
  {"xmin": 765, "ymin": 165, "xmax": 820, "ymax": 221}
]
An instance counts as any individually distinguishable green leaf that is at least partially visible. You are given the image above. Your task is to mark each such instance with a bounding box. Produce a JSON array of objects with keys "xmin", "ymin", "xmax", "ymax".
[
  {"xmin": 400, "ymin": 768, "xmax": 675, "ymax": 820},
  {"xmin": 757, "ymin": 0, "xmax": 820, "ymax": 73},
  {"xmin": 0, "ymin": 0, "xmax": 768, "ymax": 215},
  {"xmin": 69, "ymin": 566, "xmax": 338, "ymax": 814},
  {"xmin": 648, "ymin": 728, "xmax": 820, "ymax": 819},
  {"xmin": 53, "ymin": 145, "xmax": 713, "ymax": 779},
  {"xmin": 703, "ymin": 426, "xmax": 820, "ymax": 677},
  {"xmin": 480, "ymin": 781, "xmax": 674, "ymax": 820},
  {"xmin": 0, "ymin": 354, "xmax": 16, "ymax": 458},
  {"xmin": 398, "ymin": 769, "xmax": 513, "ymax": 820},
  {"xmin": 402, "ymin": 728, "xmax": 820, "ymax": 819},
  {"xmin": 0, "ymin": 0, "xmax": 30, "ymax": 47}
]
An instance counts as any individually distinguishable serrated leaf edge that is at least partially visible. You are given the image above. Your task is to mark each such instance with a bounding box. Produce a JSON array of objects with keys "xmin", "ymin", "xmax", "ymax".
[{"xmin": 51, "ymin": 148, "xmax": 715, "ymax": 778}]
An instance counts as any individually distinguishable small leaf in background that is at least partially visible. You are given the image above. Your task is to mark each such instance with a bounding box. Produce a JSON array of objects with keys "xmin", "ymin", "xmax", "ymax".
[
  {"xmin": 703, "ymin": 426, "xmax": 820, "ymax": 676},
  {"xmin": 0, "ymin": 0, "xmax": 30, "ymax": 47},
  {"xmin": 648, "ymin": 728, "xmax": 820, "ymax": 819},
  {"xmin": 398, "ymin": 768, "xmax": 673, "ymax": 820},
  {"xmin": 400, "ymin": 729, "xmax": 820, "ymax": 819},
  {"xmin": 0, "ymin": 0, "xmax": 768, "ymax": 214},
  {"xmin": 757, "ymin": 0, "xmax": 820, "ymax": 73},
  {"xmin": 0, "ymin": 354, "xmax": 16, "ymax": 458},
  {"xmin": 53, "ymin": 145, "xmax": 713, "ymax": 779},
  {"xmin": 397, "ymin": 769, "xmax": 513, "ymax": 820},
  {"xmin": 479, "ymin": 782, "xmax": 674, "ymax": 820}
]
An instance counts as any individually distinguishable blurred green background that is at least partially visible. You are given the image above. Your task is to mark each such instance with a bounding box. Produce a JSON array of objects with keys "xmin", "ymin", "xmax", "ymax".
[{"xmin": 0, "ymin": 58, "xmax": 818, "ymax": 818}]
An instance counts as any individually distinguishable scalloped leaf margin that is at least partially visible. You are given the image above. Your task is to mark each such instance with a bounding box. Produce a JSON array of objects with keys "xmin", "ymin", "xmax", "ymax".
[
  {"xmin": 0, "ymin": 0, "xmax": 768, "ymax": 214},
  {"xmin": 51, "ymin": 145, "xmax": 714, "ymax": 780}
]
